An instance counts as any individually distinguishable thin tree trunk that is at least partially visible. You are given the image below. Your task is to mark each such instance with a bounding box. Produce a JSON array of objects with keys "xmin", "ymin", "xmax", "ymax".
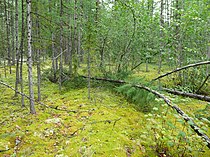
[
  {"xmin": 68, "ymin": 26, "xmax": 73, "ymax": 75},
  {"xmin": 77, "ymin": 21, "xmax": 81, "ymax": 66},
  {"xmin": 20, "ymin": 0, "xmax": 25, "ymax": 107},
  {"xmin": 59, "ymin": 0, "xmax": 63, "ymax": 91},
  {"xmin": 36, "ymin": 3, "xmax": 41, "ymax": 101},
  {"xmin": 15, "ymin": 0, "xmax": 19, "ymax": 97},
  {"xmin": 4, "ymin": 0, "xmax": 11, "ymax": 74},
  {"xmin": 158, "ymin": 0, "xmax": 164, "ymax": 74},
  {"xmin": 11, "ymin": 0, "xmax": 15, "ymax": 65},
  {"xmin": 27, "ymin": 0, "xmax": 36, "ymax": 114},
  {"xmin": 49, "ymin": 0, "xmax": 56, "ymax": 81},
  {"xmin": 100, "ymin": 34, "xmax": 108, "ymax": 68},
  {"xmin": 52, "ymin": 33, "xmax": 57, "ymax": 81},
  {"xmin": 87, "ymin": 47, "xmax": 91, "ymax": 99},
  {"xmin": 74, "ymin": 0, "xmax": 78, "ymax": 68},
  {"xmin": 4, "ymin": 58, "xmax": 7, "ymax": 78},
  {"xmin": 158, "ymin": 0, "xmax": 164, "ymax": 89}
]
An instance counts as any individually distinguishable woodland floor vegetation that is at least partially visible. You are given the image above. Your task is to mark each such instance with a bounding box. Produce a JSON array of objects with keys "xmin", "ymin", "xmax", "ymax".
[{"xmin": 0, "ymin": 64, "xmax": 209, "ymax": 156}]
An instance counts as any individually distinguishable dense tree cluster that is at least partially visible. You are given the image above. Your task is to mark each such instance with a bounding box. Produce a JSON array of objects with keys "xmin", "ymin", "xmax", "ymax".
[{"xmin": 0, "ymin": 0, "xmax": 209, "ymax": 112}]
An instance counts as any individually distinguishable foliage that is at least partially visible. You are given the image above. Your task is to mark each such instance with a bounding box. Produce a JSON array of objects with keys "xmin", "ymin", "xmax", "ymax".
[
  {"xmin": 195, "ymin": 103, "xmax": 210, "ymax": 124},
  {"xmin": 116, "ymin": 84, "xmax": 156, "ymax": 112},
  {"xmin": 103, "ymin": 70, "xmax": 133, "ymax": 80},
  {"xmin": 139, "ymin": 102, "xmax": 209, "ymax": 156},
  {"xmin": 164, "ymin": 67, "xmax": 209, "ymax": 94}
]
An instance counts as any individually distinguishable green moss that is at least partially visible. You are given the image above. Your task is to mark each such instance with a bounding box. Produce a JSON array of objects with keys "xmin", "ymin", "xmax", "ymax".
[{"xmin": 0, "ymin": 64, "xmax": 210, "ymax": 156}]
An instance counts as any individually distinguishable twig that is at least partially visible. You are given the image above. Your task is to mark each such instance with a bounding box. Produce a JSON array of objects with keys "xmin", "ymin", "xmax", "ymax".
[
  {"xmin": 196, "ymin": 74, "xmax": 210, "ymax": 93},
  {"xmin": 52, "ymin": 48, "xmax": 68, "ymax": 60}
]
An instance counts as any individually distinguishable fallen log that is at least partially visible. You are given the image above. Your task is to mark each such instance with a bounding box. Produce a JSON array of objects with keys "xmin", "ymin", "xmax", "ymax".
[
  {"xmin": 163, "ymin": 88, "xmax": 210, "ymax": 102},
  {"xmin": 0, "ymin": 80, "xmax": 77, "ymax": 113},
  {"xmin": 82, "ymin": 75, "xmax": 210, "ymax": 149},
  {"xmin": 152, "ymin": 61, "xmax": 210, "ymax": 81}
]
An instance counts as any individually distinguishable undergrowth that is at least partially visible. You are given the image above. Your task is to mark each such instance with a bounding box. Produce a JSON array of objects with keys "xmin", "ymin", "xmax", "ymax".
[
  {"xmin": 0, "ymin": 66, "xmax": 210, "ymax": 156},
  {"xmin": 140, "ymin": 101, "xmax": 209, "ymax": 157},
  {"xmin": 115, "ymin": 84, "xmax": 156, "ymax": 113}
]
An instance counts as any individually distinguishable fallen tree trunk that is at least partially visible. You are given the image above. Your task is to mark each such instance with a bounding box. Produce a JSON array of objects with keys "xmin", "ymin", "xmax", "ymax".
[
  {"xmin": 82, "ymin": 75, "xmax": 210, "ymax": 149},
  {"xmin": 0, "ymin": 80, "xmax": 77, "ymax": 113},
  {"xmin": 153, "ymin": 61, "xmax": 210, "ymax": 81},
  {"xmin": 163, "ymin": 88, "xmax": 210, "ymax": 102}
]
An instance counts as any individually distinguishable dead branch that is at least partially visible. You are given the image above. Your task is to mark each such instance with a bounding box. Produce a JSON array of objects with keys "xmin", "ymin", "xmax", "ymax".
[
  {"xmin": 152, "ymin": 61, "xmax": 210, "ymax": 81},
  {"xmin": 81, "ymin": 75, "xmax": 210, "ymax": 149},
  {"xmin": 131, "ymin": 61, "xmax": 143, "ymax": 71},
  {"xmin": 163, "ymin": 88, "xmax": 210, "ymax": 102},
  {"xmin": 196, "ymin": 74, "xmax": 210, "ymax": 93},
  {"xmin": 0, "ymin": 80, "xmax": 77, "ymax": 113}
]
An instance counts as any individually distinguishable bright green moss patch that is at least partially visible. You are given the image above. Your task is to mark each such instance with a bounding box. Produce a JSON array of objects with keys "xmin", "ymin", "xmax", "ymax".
[
  {"xmin": 0, "ymin": 79, "xmax": 145, "ymax": 156},
  {"xmin": 0, "ymin": 65, "xmax": 210, "ymax": 156}
]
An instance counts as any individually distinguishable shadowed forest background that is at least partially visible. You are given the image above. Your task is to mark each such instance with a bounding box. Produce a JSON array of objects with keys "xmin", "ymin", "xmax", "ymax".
[{"xmin": 0, "ymin": 0, "xmax": 210, "ymax": 156}]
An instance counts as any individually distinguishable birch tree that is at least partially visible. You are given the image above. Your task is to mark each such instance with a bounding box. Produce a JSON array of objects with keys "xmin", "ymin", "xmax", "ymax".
[{"xmin": 27, "ymin": 0, "xmax": 36, "ymax": 114}]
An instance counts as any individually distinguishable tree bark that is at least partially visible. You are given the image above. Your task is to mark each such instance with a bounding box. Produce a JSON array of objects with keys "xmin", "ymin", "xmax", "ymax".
[
  {"xmin": 4, "ymin": 0, "xmax": 11, "ymax": 74},
  {"xmin": 15, "ymin": 0, "xmax": 19, "ymax": 97},
  {"xmin": 20, "ymin": 0, "xmax": 25, "ymax": 107},
  {"xmin": 11, "ymin": 0, "xmax": 15, "ymax": 65},
  {"xmin": 158, "ymin": 0, "xmax": 164, "ymax": 74},
  {"xmin": 49, "ymin": 0, "xmax": 57, "ymax": 82},
  {"xmin": 163, "ymin": 88, "xmax": 210, "ymax": 102},
  {"xmin": 27, "ymin": 0, "xmax": 36, "ymax": 114},
  {"xmin": 59, "ymin": 0, "xmax": 63, "ymax": 91},
  {"xmin": 36, "ymin": 3, "xmax": 41, "ymax": 101},
  {"xmin": 73, "ymin": 0, "xmax": 78, "ymax": 67}
]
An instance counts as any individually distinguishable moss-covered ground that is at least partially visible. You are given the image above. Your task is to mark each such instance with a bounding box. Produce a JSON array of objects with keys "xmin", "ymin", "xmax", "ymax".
[{"xmin": 0, "ymin": 64, "xmax": 210, "ymax": 157}]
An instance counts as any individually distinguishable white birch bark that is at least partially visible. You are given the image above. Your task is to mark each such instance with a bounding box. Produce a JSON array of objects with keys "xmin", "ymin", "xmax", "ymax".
[{"xmin": 27, "ymin": 0, "xmax": 36, "ymax": 114}]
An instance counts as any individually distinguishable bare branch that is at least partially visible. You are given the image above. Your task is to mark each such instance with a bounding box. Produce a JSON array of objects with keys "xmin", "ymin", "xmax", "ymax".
[
  {"xmin": 196, "ymin": 74, "xmax": 210, "ymax": 93},
  {"xmin": 152, "ymin": 61, "xmax": 210, "ymax": 81}
]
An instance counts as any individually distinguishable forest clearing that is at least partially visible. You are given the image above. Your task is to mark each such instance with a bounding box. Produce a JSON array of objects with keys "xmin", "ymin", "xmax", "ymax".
[{"xmin": 0, "ymin": 0, "xmax": 210, "ymax": 156}]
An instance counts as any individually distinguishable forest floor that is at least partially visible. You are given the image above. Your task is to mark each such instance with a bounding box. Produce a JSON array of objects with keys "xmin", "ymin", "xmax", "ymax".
[{"xmin": 0, "ymin": 64, "xmax": 210, "ymax": 157}]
